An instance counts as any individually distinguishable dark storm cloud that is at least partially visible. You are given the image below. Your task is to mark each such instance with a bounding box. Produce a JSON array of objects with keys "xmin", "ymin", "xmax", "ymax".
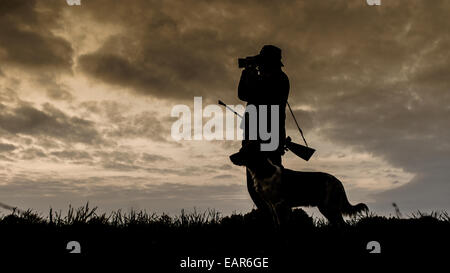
[
  {"xmin": 36, "ymin": 75, "xmax": 74, "ymax": 101},
  {"xmin": 141, "ymin": 153, "xmax": 171, "ymax": 162},
  {"xmin": 78, "ymin": 100, "xmax": 169, "ymax": 142},
  {"xmin": 78, "ymin": 53, "xmax": 166, "ymax": 96},
  {"xmin": 46, "ymin": 87, "xmax": 74, "ymax": 101},
  {"xmin": 56, "ymin": 149, "xmax": 199, "ymax": 175},
  {"xmin": 205, "ymin": 164, "xmax": 233, "ymax": 171},
  {"xmin": 144, "ymin": 166, "xmax": 205, "ymax": 176},
  {"xmin": 372, "ymin": 173, "xmax": 450, "ymax": 213},
  {"xmin": 105, "ymin": 111, "xmax": 169, "ymax": 142},
  {"xmin": 282, "ymin": 1, "xmax": 450, "ymax": 211},
  {"xmin": 78, "ymin": 100, "xmax": 129, "ymax": 122},
  {"xmin": 94, "ymin": 150, "xmax": 142, "ymax": 172},
  {"xmin": 0, "ymin": 0, "xmax": 73, "ymax": 72},
  {"xmin": 33, "ymin": 136, "xmax": 62, "ymax": 149},
  {"xmin": 22, "ymin": 146, "xmax": 176, "ymax": 173},
  {"xmin": 212, "ymin": 174, "xmax": 235, "ymax": 180},
  {"xmin": 0, "ymin": 143, "xmax": 16, "ymax": 152},
  {"xmin": 74, "ymin": 0, "xmax": 256, "ymax": 103},
  {"xmin": 0, "ymin": 102, "xmax": 105, "ymax": 145},
  {"xmin": 94, "ymin": 150, "xmax": 139, "ymax": 165},
  {"xmin": 20, "ymin": 147, "xmax": 47, "ymax": 160},
  {"xmin": 50, "ymin": 150, "xmax": 92, "ymax": 161},
  {"xmin": 0, "ymin": 154, "xmax": 13, "ymax": 162},
  {"xmin": 73, "ymin": 0, "xmax": 422, "ymax": 103}
]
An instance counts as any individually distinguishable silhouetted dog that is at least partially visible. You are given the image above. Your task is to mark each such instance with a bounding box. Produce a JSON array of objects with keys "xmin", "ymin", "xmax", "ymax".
[{"xmin": 230, "ymin": 142, "xmax": 368, "ymax": 227}]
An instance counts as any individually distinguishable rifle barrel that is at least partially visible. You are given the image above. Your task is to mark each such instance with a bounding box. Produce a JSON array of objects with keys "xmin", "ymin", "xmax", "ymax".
[{"xmin": 218, "ymin": 100, "xmax": 243, "ymax": 118}]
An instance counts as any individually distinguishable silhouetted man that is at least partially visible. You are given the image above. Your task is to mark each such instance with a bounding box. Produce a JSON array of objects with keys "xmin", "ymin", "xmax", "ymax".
[{"xmin": 238, "ymin": 45, "xmax": 289, "ymax": 211}]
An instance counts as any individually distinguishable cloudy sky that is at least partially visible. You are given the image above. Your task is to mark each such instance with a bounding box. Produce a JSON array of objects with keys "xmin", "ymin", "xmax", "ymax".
[{"xmin": 0, "ymin": 0, "xmax": 449, "ymax": 216}]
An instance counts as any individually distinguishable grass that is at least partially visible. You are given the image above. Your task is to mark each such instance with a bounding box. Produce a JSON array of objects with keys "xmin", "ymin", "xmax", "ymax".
[
  {"xmin": 0, "ymin": 203, "xmax": 449, "ymax": 268},
  {"xmin": 2, "ymin": 204, "xmax": 223, "ymax": 227},
  {"xmin": 3, "ymin": 202, "xmax": 449, "ymax": 229}
]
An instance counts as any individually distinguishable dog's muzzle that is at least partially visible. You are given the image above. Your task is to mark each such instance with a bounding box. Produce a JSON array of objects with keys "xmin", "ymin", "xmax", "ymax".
[{"xmin": 229, "ymin": 152, "xmax": 245, "ymax": 166}]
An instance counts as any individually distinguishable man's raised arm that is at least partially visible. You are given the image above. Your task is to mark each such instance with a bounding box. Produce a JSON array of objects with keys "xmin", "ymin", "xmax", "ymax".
[{"xmin": 238, "ymin": 68, "xmax": 258, "ymax": 102}]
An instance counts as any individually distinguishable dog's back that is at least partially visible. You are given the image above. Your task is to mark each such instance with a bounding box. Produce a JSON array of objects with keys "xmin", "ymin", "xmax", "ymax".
[
  {"xmin": 281, "ymin": 169, "xmax": 333, "ymax": 207},
  {"xmin": 281, "ymin": 168, "xmax": 368, "ymax": 221}
]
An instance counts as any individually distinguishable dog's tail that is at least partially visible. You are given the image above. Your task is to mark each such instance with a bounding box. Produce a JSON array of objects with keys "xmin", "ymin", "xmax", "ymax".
[{"xmin": 341, "ymin": 193, "xmax": 369, "ymax": 216}]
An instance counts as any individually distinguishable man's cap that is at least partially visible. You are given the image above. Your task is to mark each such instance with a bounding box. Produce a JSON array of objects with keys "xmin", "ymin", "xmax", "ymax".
[{"xmin": 259, "ymin": 45, "xmax": 284, "ymax": 66}]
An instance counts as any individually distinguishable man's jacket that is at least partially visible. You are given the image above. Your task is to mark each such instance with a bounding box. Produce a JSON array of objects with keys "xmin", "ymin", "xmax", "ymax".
[{"xmin": 238, "ymin": 68, "xmax": 290, "ymax": 152}]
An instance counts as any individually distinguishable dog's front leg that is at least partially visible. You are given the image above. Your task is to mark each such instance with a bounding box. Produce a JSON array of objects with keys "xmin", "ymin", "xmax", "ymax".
[
  {"xmin": 262, "ymin": 200, "xmax": 281, "ymax": 230},
  {"xmin": 274, "ymin": 201, "xmax": 291, "ymax": 228},
  {"xmin": 269, "ymin": 203, "xmax": 281, "ymax": 230}
]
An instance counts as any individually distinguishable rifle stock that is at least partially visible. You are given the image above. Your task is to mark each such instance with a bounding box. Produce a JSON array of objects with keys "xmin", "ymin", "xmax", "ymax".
[{"xmin": 285, "ymin": 137, "xmax": 315, "ymax": 161}]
